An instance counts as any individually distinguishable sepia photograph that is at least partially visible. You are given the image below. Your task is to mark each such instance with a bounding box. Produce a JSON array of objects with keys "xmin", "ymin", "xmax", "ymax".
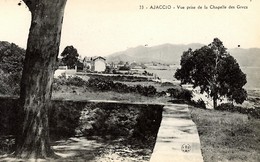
[{"xmin": 0, "ymin": 0, "xmax": 259, "ymax": 161}]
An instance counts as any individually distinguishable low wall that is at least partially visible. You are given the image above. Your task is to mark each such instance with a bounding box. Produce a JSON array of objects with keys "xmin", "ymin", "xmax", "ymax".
[
  {"xmin": 54, "ymin": 69, "xmax": 77, "ymax": 78},
  {"xmin": 0, "ymin": 97, "xmax": 163, "ymax": 142}
]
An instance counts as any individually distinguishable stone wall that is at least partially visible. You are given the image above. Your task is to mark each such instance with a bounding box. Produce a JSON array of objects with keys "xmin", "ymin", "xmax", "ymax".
[{"xmin": 0, "ymin": 97, "xmax": 163, "ymax": 142}]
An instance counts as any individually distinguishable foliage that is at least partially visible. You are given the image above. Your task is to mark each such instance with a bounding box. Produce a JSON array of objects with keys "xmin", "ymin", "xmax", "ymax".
[
  {"xmin": 216, "ymin": 103, "xmax": 260, "ymax": 118},
  {"xmin": 87, "ymin": 78, "xmax": 157, "ymax": 96},
  {"xmin": 86, "ymin": 74, "xmax": 150, "ymax": 82},
  {"xmin": 190, "ymin": 99, "xmax": 206, "ymax": 109},
  {"xmin": 119, "ymin": 65, "xmax": 131, "ymax": 70},
  {"xmin": 76, "ymin": 106, "xmax": 139, "ymax": 137},
  {"xmin": 52, "ymin": 74, "xmax": 87, "ymax": 90},
  {"xmin": 161, "ymin": 82, "xmax": 174, "ymax": 87},
  {"xmin": 0, "ymin": 70, "xmax": 21, "ymax": 95},
  {"xmin": 175, "ymin": 38, "xmax": 247, "ymax": 108},
  {"xmin": 166, "ymin": 87, "xmax": 192, "ymax": 101},
  {"xmin": 0, "ymin": 41, "xmax": 25, "ymax": 73},
  {"xmin": 66, "ymin": 76, "xmax": 87, "ymax": 86},
  {"xmin": 53, "ymin": 76, "xmax": 157, "ymax": 97},
  {"xmin": 0, "ymin": 41, "xmax": 25, "ymax": 95},
  {"xmin": 76, "ymin": 61, "xmax": 84, "ymax": 71},
  {"xmin": 0, "ymin": 136, "xmax": 15, "ymax": 154},
  {"xmin": 60, "ymin": 45, "xmax": 79, "ymax": 69}
]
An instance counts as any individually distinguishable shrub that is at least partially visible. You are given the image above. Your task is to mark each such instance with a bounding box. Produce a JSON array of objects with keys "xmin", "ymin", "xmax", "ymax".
[
  {"xmin": 178, "ymin": 89, "xmax": 193, "ymax": 101},
  {"xmin": 76, "ymin": 107, "xmax": 107, "ymax": 136},
  {"xmin": 167, "ymin": 87, "xmax": 192, "ymax": 101},
  {"xmin": 87, "ymin": 78, "xmax": 157, "ymax": 96},
  {"xmin": 53, "ymin": 75, "xmax": 87, "ymax": 88},
  {"xmin": 66, "ymin": 76, "xmax": 87, "ymax": 86},
  {"xmin": 216, "ymin": 103, "xmax": 260, "ymax": 119},
  {"xmin": 190, "ymin": 99, "xmax": 206, "ymax": 109},
  {"xmin": 87, "ymin": 78, "xmax": 113, "ymax": 91},
  {"xmin": 141, "ymin": 85, "xmax": 157, "ymax": 96},
  {"xmin": 161, "ymin": 82, "xmax": 174, "ymax": 87},
  {"xmin": 119, "ymin": 65, "xmax": 130, "ymax": 70},
  {"xmin": 157, "ymin": 91, "xmax": 167, "ymax": 97},
  {"xmin": 216, "ymin": 103, "xmax": 236, "ymax": 112},
  {"xmin": 76, "ymin": 106, "xmax": 139, "ymax": 138},
  {"xmin": 0, "ymin": 70, "xmax": 21, "ymax": 95}
]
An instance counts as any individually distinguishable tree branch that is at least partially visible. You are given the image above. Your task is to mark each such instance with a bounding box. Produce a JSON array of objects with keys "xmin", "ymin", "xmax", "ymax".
[{"xmin": 22, "ymin": 0, "xmax": 36, "ymax": 12}]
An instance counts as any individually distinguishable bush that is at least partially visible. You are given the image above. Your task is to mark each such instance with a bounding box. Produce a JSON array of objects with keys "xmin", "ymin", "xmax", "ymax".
[
  {"xmin": 0, "ymin": 70, "xmax": 21, "ymax": 95},
  {"xmin": 53, "ymin": 74, "xmax": 87, "ymax": 88},
  {"xmin": 216, "ymin": 103, "xmax": 237, "ymax": 112},
  {"xmin": 75, "ymin": 106, "xmax": 139, "ymax": 138},
  {"xmin": 190, "ymin": 99, "xmax": 206, "ymax": 109},
  {"xmin": 87, "ymin": 78, "xmax": 113, "ymax": 91},
  {"xmin": 216, "ymin": 103, "xmax": 260, "ymax": 118},
  {"xmin": 167, "ymin": 87, "xmax": 192, "ymax": 101},
  {"xmin": 66, "ymin": 76, "xmax": 87, "ymax": 86},
  {"xmin": 157, "ymin": 91, "xmax": 167, "ymax": 97},
  {"xmin": 119, "ymin": 65, "xmax": 130, "ymax": 71},
  {"xmin": 138, "ymin": 85, "xmax": 157, "ymax": 96},
  {"xmin": 161, "ymin": 82, "xmax": 174, "ymax": 87},
  {"xmin": 0, "ymin": 42, "xmax": 25, "ymax": 96},
  {"xmin": 87, "ymin": 78, "xmax": 157, "ymax": 96}
]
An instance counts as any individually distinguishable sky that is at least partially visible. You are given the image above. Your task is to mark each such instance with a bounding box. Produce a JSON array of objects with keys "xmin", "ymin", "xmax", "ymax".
[{"xmin": 0, "ymin": 0, "xmax": 259, "ymax": 57}]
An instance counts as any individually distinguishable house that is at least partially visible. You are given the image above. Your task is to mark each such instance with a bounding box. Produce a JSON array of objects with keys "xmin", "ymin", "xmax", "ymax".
[{"xmin": 83, "ymin": 56, "xmax": 106, "ymax": 72}]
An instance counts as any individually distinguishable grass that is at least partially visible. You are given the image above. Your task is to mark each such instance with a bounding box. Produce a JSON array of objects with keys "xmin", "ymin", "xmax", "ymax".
[
  {"xmin": 189, "ymin": 106, "xmax": 260, "ymax": 162},
  {"xmin": 4, "ymin": 73, "xmax": 260, "ymax": 161},
  {"xmin": 53, "ymin": 81, "xmax": 260, "ymax": 162},
  {"xmin": 52, "ymin": 85, "xmax": 170, "ymax": 104}
]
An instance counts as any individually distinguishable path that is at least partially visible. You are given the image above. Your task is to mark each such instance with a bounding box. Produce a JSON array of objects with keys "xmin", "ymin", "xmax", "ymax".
[{"xmin": 150, "ymin": 104, "xmax": 204, "ymax": 162}]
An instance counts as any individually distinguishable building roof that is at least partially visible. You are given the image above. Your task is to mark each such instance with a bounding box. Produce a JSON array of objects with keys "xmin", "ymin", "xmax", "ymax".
[
  {"xmin": 83, "ymin": 56, "xmax": 106, "ymax": 62},
  {"xmin": 93, "ymin": 56, "xmax": 106, "ymax": 61}
]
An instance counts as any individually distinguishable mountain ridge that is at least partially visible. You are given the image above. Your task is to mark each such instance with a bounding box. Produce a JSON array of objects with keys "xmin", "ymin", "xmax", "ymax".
[{"xmin": 106, "ymin": 43, "xmax": 260, "ymax": 67}]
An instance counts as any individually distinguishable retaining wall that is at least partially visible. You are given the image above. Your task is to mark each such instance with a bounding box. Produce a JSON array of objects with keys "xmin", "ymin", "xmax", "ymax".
[{"xmin": 0, "ymin": 97, "xmax": 163, "ymax": 142}]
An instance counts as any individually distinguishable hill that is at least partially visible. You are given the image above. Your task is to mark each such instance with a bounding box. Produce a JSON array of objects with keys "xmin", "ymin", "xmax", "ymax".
[
  {"xmin": 228, "ymin": 48, "xmax": 260, "ymax": 67},
  {"xmin": 107, "ymin": 43, "xmax": 204, "ymax": 65},
  {"xmin": 107, "ymin": 44, "xmax": 260, "ymax": 67}
]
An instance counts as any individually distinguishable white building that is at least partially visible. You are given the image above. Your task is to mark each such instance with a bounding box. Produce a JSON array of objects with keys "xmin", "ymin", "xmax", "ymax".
[{"xmin": 83, "ymin": 56, "xmax": 106, "ymax": 72}]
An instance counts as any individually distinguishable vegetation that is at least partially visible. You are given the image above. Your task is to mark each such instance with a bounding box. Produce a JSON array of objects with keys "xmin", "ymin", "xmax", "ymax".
[
  {"xmin": 166, "ymin": 87, "xmax": 192, "ymax": 101},
  {"xmin": 86, "ymin": 73, "xmax": 151, "ymax": 82},
  {"xmin": 0, "ymin": 41, "xmax": 25, "ymax": 73},
  {"xmin": 189, "ymin": 106, "xmax": 260, "ymax": 162},
  {"xmin": 0, "ymin": 70, "xmax": 20, "ymax": 95},
  {"xmin": 60, "ymin": 45, "xmax": 79, "ymax": 69},
  {"xmin": 0, "ymin": 41, "xmax": 25, "ymax": 96},
  {"xmin": 53, "ymin": 76, "xmax": 157, "ymax": 97},
  {"xmin": 119, "ymin": 65, "xmax": 131, "ymax": 70},
  {"xmin": 216, "ymin": 103, "xmax": 260, "ymax": 118},
  {"xmin": 1, "ymin": 35, "xmax": 258, "ymax": 161},
  {"xmin": 175, "ymin": 38, "xmax": 247, "ymax": 109},
  {"xmin": 0, "ymin": 98, "xmax": 162, "ymax": 161}
]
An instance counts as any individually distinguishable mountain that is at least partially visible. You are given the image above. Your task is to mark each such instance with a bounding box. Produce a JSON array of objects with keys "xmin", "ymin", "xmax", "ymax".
[
  {"xmin": 228, "ymin": 48, "xmax": 260, "ymax": 67},
  {"xmin": 106, "ymin": 43, "xmax": 260, "ymax": 67},
  {"xmin": 107, "ymin": 43, "xmax": 204, "ymax": 65}
]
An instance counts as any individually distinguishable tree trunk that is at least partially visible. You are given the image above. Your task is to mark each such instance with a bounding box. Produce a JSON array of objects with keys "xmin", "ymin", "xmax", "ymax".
[
  {"xmin": 15, "ymin": 0, "xmax": 67, "ymax": 159},
  {"xmin": 213, "ymin": 94, "xmax": 217, "ymax": 109}
]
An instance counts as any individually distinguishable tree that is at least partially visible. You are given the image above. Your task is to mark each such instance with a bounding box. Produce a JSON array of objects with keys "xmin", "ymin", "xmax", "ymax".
[
  {"xmin": 0, "ymin": 41, "xmax": 25, "ymax": 95},
  {"xmin": 16, "ymin": 0, "xmax": 67, "ymax": 159},
  {"xmin": 0, "ymin": 41, "xmax": 25, "ymax": 74},
  {"xmin": 175, "ymin": 38, "xmax": 247, "ymax": 109},
  {"xmin": 60, "ymin": 45, "xmax": 79, "ymax": 69}
]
